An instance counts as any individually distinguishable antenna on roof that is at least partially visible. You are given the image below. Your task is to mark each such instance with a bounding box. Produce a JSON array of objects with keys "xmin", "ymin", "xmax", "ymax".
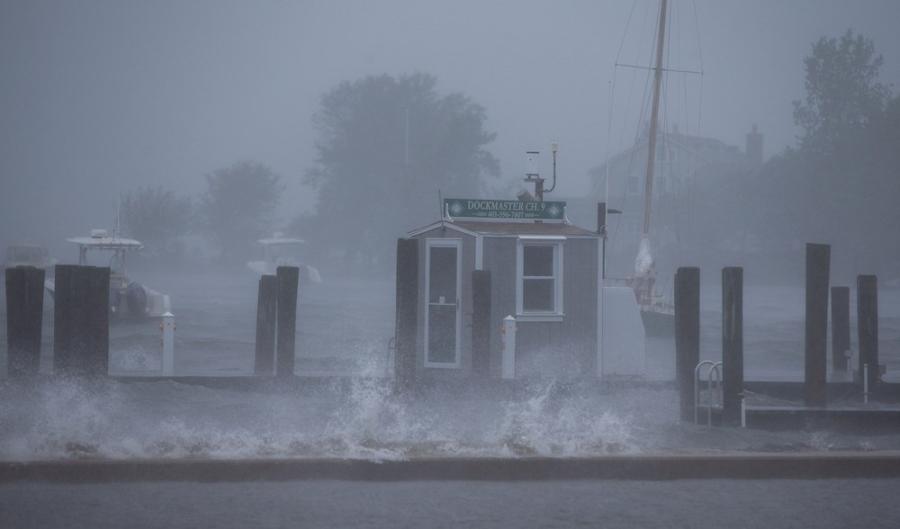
[{"xmin": 115, "ymin": 196, "xmax": 121, "ymax": 239}]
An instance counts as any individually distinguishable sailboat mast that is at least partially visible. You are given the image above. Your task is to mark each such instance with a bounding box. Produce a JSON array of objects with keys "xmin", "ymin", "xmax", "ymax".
[{"xmin": 641, "ymin": 0, "xmax": 668, "ymax": 237}]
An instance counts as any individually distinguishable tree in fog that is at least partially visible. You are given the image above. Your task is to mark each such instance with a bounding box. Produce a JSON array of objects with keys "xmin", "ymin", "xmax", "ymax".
[
  {"xmin": 793, "ymin": 30, "xmax": 890, "ymax": 154},
  {"xmin": 201, "ymin": 161, "xmax": 283, "ymax": 263},
  {"xmin": 306, "ymin": 73, "xmax": 499, "ymax": 271},
  {"xmin": 758, "ymin": 30, "xmax": 900, "ymax": 276},
  {"xmin": 120, "ymin": 186, "xmax": 192, "ymax": 258}
]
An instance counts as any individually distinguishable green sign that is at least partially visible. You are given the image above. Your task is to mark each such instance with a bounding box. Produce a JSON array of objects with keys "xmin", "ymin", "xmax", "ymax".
[{"xmin": 444, "ymin": 198, "xmax": 566, "ymax": 220}]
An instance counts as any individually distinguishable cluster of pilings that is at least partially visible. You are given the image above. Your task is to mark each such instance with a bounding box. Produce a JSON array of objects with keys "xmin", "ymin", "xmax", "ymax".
[
  {"xmin": 253, "ymin": 266, "xmax": 300, "ymax": 377},
  {"xmin": 675, "ymin": 243, "xmax": 883, "ymax": 425},
  {"xmin": 5, "ymin": 265, "xmax": 110, "ymax": 377},
  {"xmin": 5, "ymin": 264, "xmax": 301, "ymax": 379}
]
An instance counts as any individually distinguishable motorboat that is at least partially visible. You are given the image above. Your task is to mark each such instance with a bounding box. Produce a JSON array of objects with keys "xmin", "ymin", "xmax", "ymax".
[
  {"xmin": 45, "ymin": 229, "xmax": 170, "ymax": 319},
  {"xmin": 246, "ymin": 233, "xmax": 322, "ymax": 284}
]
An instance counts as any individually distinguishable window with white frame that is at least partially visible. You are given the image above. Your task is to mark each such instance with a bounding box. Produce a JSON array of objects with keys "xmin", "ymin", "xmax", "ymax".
[{"xmin": 516, "ymin": 238, "xmax": 564, "ymax": 319}]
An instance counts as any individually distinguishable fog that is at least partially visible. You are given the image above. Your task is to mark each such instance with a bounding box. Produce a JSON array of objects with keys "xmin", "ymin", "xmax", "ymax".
[
  {"xmin": 4, "ymin": 4, "xmax": 900, "ymax": 526},
  {"xmin": 3, "ymin": 0, "xmax": 900, "ymax": 274}
]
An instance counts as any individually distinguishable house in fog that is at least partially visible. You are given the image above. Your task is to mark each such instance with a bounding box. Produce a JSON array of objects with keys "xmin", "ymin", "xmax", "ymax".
[{"xmin": 565, "ymin": 125, "xmax": 763, "ymax": 280}]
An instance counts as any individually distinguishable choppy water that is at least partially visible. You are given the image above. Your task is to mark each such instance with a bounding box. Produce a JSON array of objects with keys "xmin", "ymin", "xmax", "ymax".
[{"xmin": 1, "ymin": 272, "xmax": 899, "ymax": 460}]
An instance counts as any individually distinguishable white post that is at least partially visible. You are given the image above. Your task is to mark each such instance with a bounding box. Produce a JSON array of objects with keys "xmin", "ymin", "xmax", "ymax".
[
  {"xmin": 863, "ymin": 363, "xmax": 869, "ymax": 404},
  {"xmin": 501, "ymin": 315, "xmax": 516, "ymax": 380},
  {"xmin": 161, "ymin": 312, "xmax": 175, "ymax": 376},
  {"xmin": 740, "ymin": 394, "xmax": 746, "ymax": 428},
  {"xmin": 596, "ymin": 238, "xmax": 604, "ymax": 379}
]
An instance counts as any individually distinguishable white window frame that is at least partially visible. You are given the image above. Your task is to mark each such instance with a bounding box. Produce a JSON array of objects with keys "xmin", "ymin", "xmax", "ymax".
[
  {"xmin": 516, "ymin": 236, "xmax": 565, "ymax": 322},
  {"xmin": 424, "ymin": 238, "xmax": 462, "ymax": 368}
]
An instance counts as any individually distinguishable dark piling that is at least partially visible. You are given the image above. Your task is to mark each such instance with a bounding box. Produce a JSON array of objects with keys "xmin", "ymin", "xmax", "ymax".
[
  {"xmin": 674, "ymin": 267, "xmax": 700, "ymax": 422},
  {"xmin": 804, "ymin": 243, "xmax": 830, "ymax": 407},
  {"xmin": 857, "ymin": 275, "xmax": 879, "ymax": 387},
  {"xmin": 471, "ymin": 270, "xmax": 492, "ymax": 377},
  {"xmin": 53, "ymin": 265, "xmax": 109, "ymax": 376},
  {"xmin": 275, "ymin": 266, "xmax": 299, "ymax": 378},
  {"xmin": 4, "ymin": 266, "xmax": 45, "ymax": 376},
  {"xmin": 722, "ymin": 267, "xmax": 744, "ymax": 425},
  {"xmin": 254, "ymin": 274, "xmax": 278, "ymax": 376},
  {"xmin": 830, "ymin": 286, "xmax": 850, "ymax": 372},
  {"xmin": 394, "ymin": 238, "xmax": 419, "ymax": 391}
]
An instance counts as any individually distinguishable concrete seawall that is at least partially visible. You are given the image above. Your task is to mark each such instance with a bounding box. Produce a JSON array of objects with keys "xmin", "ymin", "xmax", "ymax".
[{"xmin": 4, "ymin": 452, "xmax": 900, "ymax": 482}]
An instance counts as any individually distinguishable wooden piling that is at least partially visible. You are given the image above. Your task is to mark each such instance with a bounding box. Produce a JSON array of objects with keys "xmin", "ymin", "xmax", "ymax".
[
  {"xmin": 85, "ymin": 266, "xmax": 110, "ymax": 375},
  {"xmin": 674, "ymin": 267, "xmax": 700, "ymax": 422},
  {"xmin": 52, "ymin": 264, "xmax": 75, "ymax": 373},
  {"xmin": 275, "ymin": 266, "xmax": 299, "ymax": 378},
  {"xmin": 254, "ymin": 274, "xmax": 278, "ymax": 376},
  {"xmin": 804, "ymin": 243, "xmax": 830, "ymax": 407},
  {"xmin": 857, "ymin": 275, "xmax": 878, "ymax": 387},
  {"xmin": 722, "ymin": 267, "xmax": 744, "ymax": 425},
  {"xmin": 471, "ymin": 270, "xmax": 492, "ymax": 377},
  {"xmin": 394, "ymin": 238, "xmax": 419, "ymax": 391},
  {"xmin": 830, "ymin": 286, "xmax": 850, "ymax": 372},
  {"xmin": 53, "ymin": 265, "xmax": 109, "ymax": 376},
  {"xmin": 4, "ymin": 266, "xmax": 45, "ymax": 376}
]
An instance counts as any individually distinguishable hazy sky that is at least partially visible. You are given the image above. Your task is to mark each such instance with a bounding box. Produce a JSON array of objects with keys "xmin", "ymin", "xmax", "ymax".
[{"xmin": 2, "ymin": 0, "xmax": 899, "ymax": 248}]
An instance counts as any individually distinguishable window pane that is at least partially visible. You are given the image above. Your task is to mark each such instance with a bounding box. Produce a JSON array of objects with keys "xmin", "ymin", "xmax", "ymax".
[
  {"xmin": 523, "ymin": 278, "xmax": 554, "ymax": 312},
  {"xmin": 523, "ymin": 245, "xmax": 554, "ymax": 277},
  {"xmin": 429, "ymin": 246, "xmax": 457, "ymax": 302}
]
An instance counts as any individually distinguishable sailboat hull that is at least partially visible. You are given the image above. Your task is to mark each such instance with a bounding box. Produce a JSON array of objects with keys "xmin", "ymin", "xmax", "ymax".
[{"xmin": 640, "ymin": 307, "xmax": 674, "ymax": 338}]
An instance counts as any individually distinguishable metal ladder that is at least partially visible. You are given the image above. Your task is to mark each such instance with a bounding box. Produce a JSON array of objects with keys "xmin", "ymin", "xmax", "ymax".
[{"xmin": 694, "ymin": 361, "xmax": 723, "ymax": 427}]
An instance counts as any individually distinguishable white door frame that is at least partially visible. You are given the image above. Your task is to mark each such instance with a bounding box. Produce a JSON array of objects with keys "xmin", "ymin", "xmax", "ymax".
[{"xmin": 424, "ymin": 238, "xmax": 462, "ymax": 368}]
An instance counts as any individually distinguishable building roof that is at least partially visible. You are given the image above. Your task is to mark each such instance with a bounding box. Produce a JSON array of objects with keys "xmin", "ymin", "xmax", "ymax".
[{"xmin": 409, "ymin": 220, "xmax": 599, "ymax": 238}]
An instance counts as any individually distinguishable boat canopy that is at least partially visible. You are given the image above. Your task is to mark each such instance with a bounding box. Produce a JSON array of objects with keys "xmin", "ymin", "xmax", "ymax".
[
  {"xmin": 257, "ymin": 237, "xmax": 305, "ymax": 246},
  {"xmin": 66, "ymin": 236, "xmax": 143, "ymax": 250}
]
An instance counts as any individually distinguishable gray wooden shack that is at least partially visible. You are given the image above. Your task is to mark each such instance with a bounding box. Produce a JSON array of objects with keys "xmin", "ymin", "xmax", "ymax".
[{"xmin": 403, "ymin": 200, "xmax": 602, "ymax": 379}]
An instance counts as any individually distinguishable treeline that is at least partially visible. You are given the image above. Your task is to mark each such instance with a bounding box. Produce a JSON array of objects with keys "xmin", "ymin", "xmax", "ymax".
[
  {"xmin": 119, "ymin": 161, "xmax": 283, "ymax": 268},
  {"xmin": 756, "ymin": 31, "xmax": 900, "ymax": 280},
  {"xmin": 664, "ymin": 30, "xmax": 900, "ymax": 283},
  {"xmin": 121, "ymin": 73, "xmax": 498, "ymax": 274}
]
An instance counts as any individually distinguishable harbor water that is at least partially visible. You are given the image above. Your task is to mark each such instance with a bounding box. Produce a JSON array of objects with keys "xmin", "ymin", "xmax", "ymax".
[{"xmin": 1, "ymin": 272, "xmax": 899, "ymax": 460}]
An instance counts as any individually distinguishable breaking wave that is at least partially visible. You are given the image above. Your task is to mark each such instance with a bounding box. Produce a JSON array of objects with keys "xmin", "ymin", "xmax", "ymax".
[{"xmin": 0, "ymin": 364, "xmax": 641, "ymax": 461}]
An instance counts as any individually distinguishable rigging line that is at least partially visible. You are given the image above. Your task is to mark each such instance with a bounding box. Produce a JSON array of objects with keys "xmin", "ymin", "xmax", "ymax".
[
  {"xmin": 675, "ymin": 0, "xmax": 689, "ymax": 139},
  {"xmin": 691, "ymin": 0, "xmax": 705, "ymax": 135},
  {"xmin": 608, "ymin": 0, "xmax": 654, "ymax": 263},
  {"xmin": 634, "ymin": 1, "xmax": 657, "ymax": 147},
  {"xmin": 698, "ymin": 68, "xmax": 704, "ymax": 135},
  {"xmin": 622, "ymin": 0, "xmax": 658, "ymax": 242},
  {"xmin": 615, "ymin": 0, "xmax": 639, "ymax": 64},
  {"xmin": 604, "ymin": 74, "xmax": 617, "ymax": 202},
  {"xmin": 683, "ymin": 64, "xmax": 689, "ymax": 137},
  {"xmin": 691, "ymin": 0, "xmax": 704, "ymax": 74},
  {"xmin": 631, "ymin": 65, "xmax": 654, "ymax": 188},
  {"xmin": 614, "ymin": 63, "xmax": 702, "ymax": 75}
]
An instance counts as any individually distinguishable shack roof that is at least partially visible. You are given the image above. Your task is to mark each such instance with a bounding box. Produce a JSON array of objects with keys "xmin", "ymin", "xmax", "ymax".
[{"xmin": 408, "ymin": 219, "xmax": 599, "ymax": 238}]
